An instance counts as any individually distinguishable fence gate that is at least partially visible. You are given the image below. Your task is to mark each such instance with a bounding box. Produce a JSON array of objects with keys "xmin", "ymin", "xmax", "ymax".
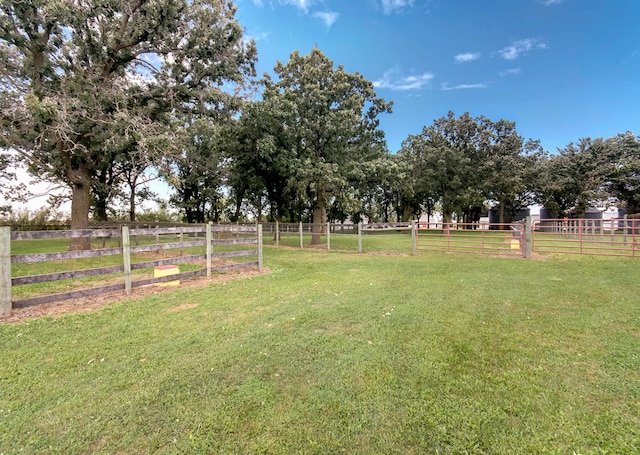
[
  {"xmin": 416, "ymin": 222, "xmax": 525, "ymax": 256},
  {"xmin": 532, "ymin": 218, "xmax": 639, "ymax": 257}
]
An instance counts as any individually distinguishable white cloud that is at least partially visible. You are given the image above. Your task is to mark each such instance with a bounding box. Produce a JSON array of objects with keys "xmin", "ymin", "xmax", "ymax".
[
  {"xmin": 312, "ymin": 11, "xmax": 339, "ymax": 29},
  {"xmin": 542, "ymin": 0, "xmax": 563, "ymax": 5},
  {"xmin": 252, "ymin": 0, "xmax": 264, "ymax": 6},
  {"xmin": 500, "ymin": 68, "xmax": 522, "ymax": 77},
  {"xmin": 440, "ymin": 83, "xmax": 487, "ymax": 91},
  {"xmin": 373, "ymin": 70, "xmax": 434, "ymax": 91},
  {"xmin": 454, "ymin": 52, "xmax": 481, "ymax": 63},
  {"xmin": 280, "ymin": 0, "xmax": 314, "ymax": 13},
  {"xmin": 380, "ymin": 0, "xmax": 415, "ymax": 15},
  {"xmin": 497, "ymin": 39, "xmax": 547, "ymax": 60}
]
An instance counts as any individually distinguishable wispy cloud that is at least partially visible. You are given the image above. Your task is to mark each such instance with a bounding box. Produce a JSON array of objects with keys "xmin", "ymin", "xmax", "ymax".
[
  {"xmin": 374, "ymin": 70, "xmax": 434, "ymax": 90},
  {"xmin": 440, "ymin": 83, "xmax": 488, "ymax": 91},
  {"xmin": 380, "ymin": 0, "xmax": 415, "ymax": 15},
  {"xmin": 274, "ymin": 0, "xmax": 339, "ymax": 29},
  {"xmin": 497, "ymin": 39, "xmax": 547, "ymax": 60},
  {"xmin": 252, "ymin": 0, "xmax": 264, "ymax": 6},
  {"xmin": 312, "ymin": 11, "xmax": 340, "ymax": 28},
  {"xmin": 454, "ymin": 52, "xmax": 481, "ymax": 63},
  {"xmin": 542, "ymin": 0, "xmax": 563, "ymax": 5},
  {"xmin": 500, "ymin": 68, "xmax": 522, "ymax": 77},
  {"xmin": 280, "ymin": 0, "xmax": 315, "ymax": 14}
]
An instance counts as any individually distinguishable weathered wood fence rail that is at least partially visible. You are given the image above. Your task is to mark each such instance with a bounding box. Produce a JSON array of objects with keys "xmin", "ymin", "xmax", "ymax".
[{"xmin": 0, "ymin": 224, "xmax": 263, "ymax": 318}]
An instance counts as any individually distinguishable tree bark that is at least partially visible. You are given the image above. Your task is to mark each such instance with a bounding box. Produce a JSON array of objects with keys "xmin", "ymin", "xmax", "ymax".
[
  {"xmin": 69, "ymin": 176, "xmax": 92, "ymax": 250},
  {"xmin": 311, "ymin": 188, "xmax": 327, "ymax": 245},
  {"xmin": 129, "ymin": 190, "xmax": 136, "ymax": 222}
]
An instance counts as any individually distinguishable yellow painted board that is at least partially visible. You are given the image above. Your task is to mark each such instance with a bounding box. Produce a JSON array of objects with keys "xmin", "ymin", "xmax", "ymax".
[{"xmin": 154, "ymin": 265, "xmax": 180, "ymax": 286}]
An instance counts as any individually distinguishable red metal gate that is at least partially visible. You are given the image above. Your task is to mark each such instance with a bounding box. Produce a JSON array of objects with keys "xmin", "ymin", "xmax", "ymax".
[
  {"xmin": 416, "ymin": 222, "xmax": 525, "ymax": 256},
  {"xmin": 532, "ymin": 218, "xmax": 639, "ymax": 257}
]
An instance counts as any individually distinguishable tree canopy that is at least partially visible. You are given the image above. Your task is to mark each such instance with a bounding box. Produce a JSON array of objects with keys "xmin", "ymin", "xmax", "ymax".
[
  {"xmin": 1, "ymin": 2, "xmax": 637, "ymax": 229},
  {"xmin": 1, "ymin": 0, "xmax": 255, "ymax": 247},
  {"xmin": 227, "ymin": 48, "xmax": 391, "ymax": 240}
]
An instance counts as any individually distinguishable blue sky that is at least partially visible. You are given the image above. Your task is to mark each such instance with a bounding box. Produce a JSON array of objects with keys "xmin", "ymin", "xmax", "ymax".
[{"xmin": 235, "ymin": 0, "xmax": 639, "ymax": 153}]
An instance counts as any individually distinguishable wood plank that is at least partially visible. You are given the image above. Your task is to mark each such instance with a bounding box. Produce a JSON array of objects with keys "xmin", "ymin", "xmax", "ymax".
[
  {"xmin": 11, "ymin": 247, "xmax": 123, "ymax": 264},
  {"xmin": 11, "ymin": 229, "xmax": 120, "ymax": 240},
  {"xmin": 130, "ymin": 269, "xmax": 207, "ymax": 288},
  {"xmin": 130, "ymin": 254, "xmax": 206, "ymax": 270},
  {"xmin": 129, "ymin": 240, "xmax": 206, "ymax": 254},
  {"xmin": 12, "ymin": 265, "xmax": 124, "ymax": 286},
  {"xmin": 212, "ymin": 250, "xmax": 258, "ymax": 259},
  {"xmin": 12, "ymin": 262, "xmax": 258, "ymax": 308},
  {"xmin": 13, "ymin": 283, "xmax": 125, "ymax": 308},
  {"xmin": 211, "ymin": 225, "xmax": 257, "ymax": 232},
  {"xmin": 211, "ymin": 238, "xmax": 258, "ymax": 246},
  {"xmin": 130, "ymin": 226, "xmax": 205, "ymax": 236}
]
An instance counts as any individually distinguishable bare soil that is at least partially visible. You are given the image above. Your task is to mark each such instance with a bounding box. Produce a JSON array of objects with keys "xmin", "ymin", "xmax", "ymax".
[{"xmin": 3, "ymin": 268, "xmax": 269, "ymax": 324}]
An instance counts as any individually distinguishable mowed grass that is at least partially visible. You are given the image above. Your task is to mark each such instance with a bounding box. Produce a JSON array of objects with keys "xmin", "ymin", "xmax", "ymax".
[{"xmin": 1, "ymin": 248, "xmax": 639, "ymax": 454}]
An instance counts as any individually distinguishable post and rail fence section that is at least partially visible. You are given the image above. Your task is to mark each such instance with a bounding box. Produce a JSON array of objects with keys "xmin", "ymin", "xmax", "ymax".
[
  {"xmin": 1, "ymin": 224, "xmax": 262, "ymax": 318},
  {"xmin": 3, "ymin": 217, "xmax": 637, "ymax": 318}
]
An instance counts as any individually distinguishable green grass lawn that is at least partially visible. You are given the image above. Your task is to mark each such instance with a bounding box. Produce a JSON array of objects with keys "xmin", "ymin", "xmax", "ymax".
[{"xmin": 1, "ymin": 248, "xmax": 639, "ymax": 454}]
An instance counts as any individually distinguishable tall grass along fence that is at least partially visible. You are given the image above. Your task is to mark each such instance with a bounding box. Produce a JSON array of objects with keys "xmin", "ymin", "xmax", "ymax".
[
  {"xmin": 1, "ymin": 224, "xmax": 263, "ymax": 318},
  {"xmin": 261, "ymin": 221, "xmax": 418, "ymax": 254}
]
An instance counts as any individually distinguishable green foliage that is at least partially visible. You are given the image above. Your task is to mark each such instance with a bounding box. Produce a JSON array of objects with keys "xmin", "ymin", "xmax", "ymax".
[
  {"xmin": 0, "ymin": 0, "xmax": 256, "ymax": 234},
  {"xmin": 228, "ymin": 48, "xmax": 392, "ymax": 226},
  {"xmin": 0, "ymin": 207, "xmax": 69, "ymax": 228},
  {"xmin": 166, "ymin": 119, "xmax": 228, "ymax": 223},
  {"xmin": 1, "ymin": 249, "xmax": 638, "ymax": 453},
  {"xmin": 400, "ymin": 112, "xmax": 534, "ymax": 224},
  {"xmin": 602, "ymin": 132, "xmax": 640, "ymax": 214}
]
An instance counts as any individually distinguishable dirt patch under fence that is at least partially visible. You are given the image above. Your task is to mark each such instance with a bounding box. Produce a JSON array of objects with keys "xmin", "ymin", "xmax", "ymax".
[{"xmin": 3, "ymin": 267, "xmax": 269, "ymax": 324}]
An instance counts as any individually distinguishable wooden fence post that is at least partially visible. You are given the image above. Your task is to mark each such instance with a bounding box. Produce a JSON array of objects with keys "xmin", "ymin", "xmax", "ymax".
[
  {"xmin": 206, "ymin": 222, "xmax": 212, "ymax": 277},
  {"xmin": 327, "ymin": 222, "xmax": 331, "ymax": 251},
  {"xmin": 0, "ymin": 226, "xmax": 11, "ymax": 318},
  {"xmin": 122, "ymin": 226, "xmax": 132, "ymax": 295},
  {"xmin": 411, "ymin": 221, "xmax": 417, "ymax": 255},
  {"xmin": 258, "ymin": 224, "xmax": 263, "ymax": 271},
  {"xmin": 358, "ymin": 222, "xmax": 362, "ymax": 254},
  {"xmin": 299, "ymin": 222, "xmax": 303, "ymax": 249},
  {"xmin": 275, "ymin": 220, "xmax": 280, "ymax": 247}
]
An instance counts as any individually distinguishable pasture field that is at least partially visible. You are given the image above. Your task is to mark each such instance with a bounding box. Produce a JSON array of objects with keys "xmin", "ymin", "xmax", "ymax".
[{"xmin": 1, "ymin": 247, "xmax": 638, "ymax": 454}]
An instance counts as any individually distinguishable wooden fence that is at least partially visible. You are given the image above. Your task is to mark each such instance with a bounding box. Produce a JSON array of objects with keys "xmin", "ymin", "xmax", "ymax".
[
  {"xmin": 261, "ymin": 221, "xmax": 418, "ymax": 253},
  {"xmin": 0, "ymin": 224, "xmax": 263, "ymax": 318}
]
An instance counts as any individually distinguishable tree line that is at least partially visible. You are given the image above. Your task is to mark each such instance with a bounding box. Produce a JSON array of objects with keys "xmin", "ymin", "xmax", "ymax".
[{"xmin": 1, "ymin": 1, "xmax": 638, "ymax": 249}]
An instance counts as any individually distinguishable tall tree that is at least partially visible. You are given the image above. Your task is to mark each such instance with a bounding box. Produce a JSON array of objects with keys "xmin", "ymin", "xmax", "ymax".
[
  {"xmin": 534, "ymin": 138, "xmax": 606, "ymax": 217},
  {"xmin": 166, "ymin": 119, "xmax": 227, "ymax": 223},
  {"xmin": 1, "ymin": 0, "xmax": 255, "ymax": 248},
  {"xmin": 226, "ymin": 100, "xmax": 298, "ymax": 222},
  {"xmin": 602, "ymin": 132, "xmax": 640, "ymax": 215},
  {"xmin": 481, "ymin": 120, "xmax": 539, "ymax": 226},
  {"xmin": 401, "ymin": 112, "xmax": 484, "ymax": 225},
  {"xmin": 262, "ymin": 48, "xmax": 392, "ymax": 243}
]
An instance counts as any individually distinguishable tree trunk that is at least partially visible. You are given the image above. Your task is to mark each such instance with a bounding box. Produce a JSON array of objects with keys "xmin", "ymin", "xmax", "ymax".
[
  {"xmin": 69, "ymin": 177, "xmax": 92, "ymax": 251},
  {"xmin": 129, "ymin": 190, "xmax": 136, "ymax": 221},
  {"xmin": 311, "ymin": 188, "xmax": 327, "ymax": 245},
  {"xmin": 94, "ymin": 199, "xmax": 108, "ymax": 222}
]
